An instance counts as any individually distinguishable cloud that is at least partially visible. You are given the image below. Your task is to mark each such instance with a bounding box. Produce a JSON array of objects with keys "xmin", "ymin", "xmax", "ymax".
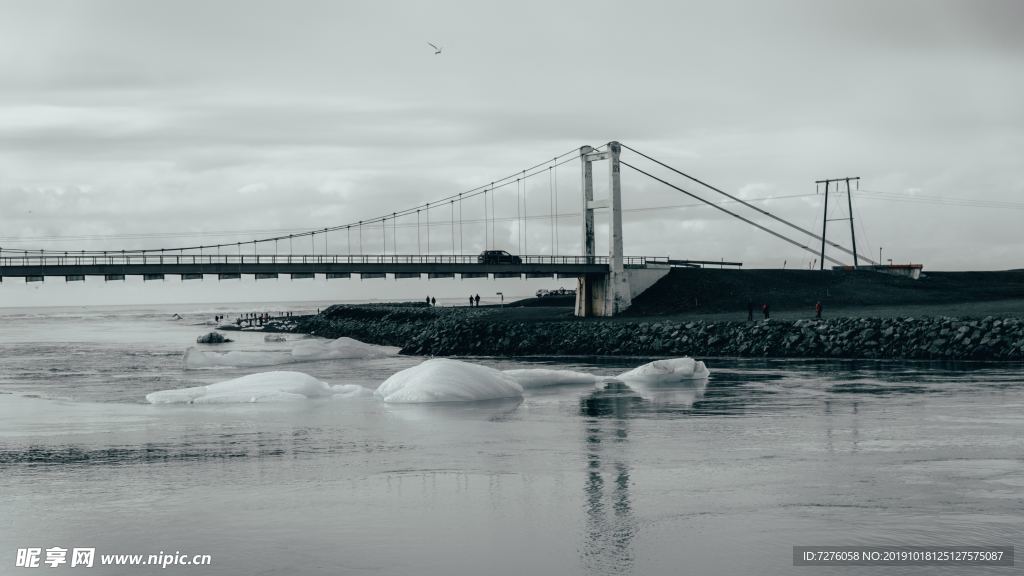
[{"xmin": 1, "ymin": 0, "xmax": 1022, "ymax": 309}]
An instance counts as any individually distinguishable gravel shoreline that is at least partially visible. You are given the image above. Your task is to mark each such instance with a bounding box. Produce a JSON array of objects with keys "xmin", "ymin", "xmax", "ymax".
[{"xmin": 290, "ymin": 303, "xmax": 1024, "ymax": 362}]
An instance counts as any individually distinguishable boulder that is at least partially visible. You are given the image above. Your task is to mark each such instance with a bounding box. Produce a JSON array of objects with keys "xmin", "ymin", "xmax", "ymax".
[{"xmin": 196, "ymin": 332, "xmax": 232, "ymax": 344}]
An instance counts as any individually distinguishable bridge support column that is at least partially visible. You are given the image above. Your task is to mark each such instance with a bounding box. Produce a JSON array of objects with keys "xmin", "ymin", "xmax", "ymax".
[{"xmin": 575, "ymin": 141, "xmax": 631, "ymax": 317}]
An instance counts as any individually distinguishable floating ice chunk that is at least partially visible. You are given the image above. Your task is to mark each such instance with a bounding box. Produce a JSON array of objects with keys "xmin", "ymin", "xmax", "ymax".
[
  {"xmin": 146, "ymin": 371, "xmax": 367, "ymax": 404},
  {"xmin": 184, "ymin": 347, "xmax": 293, "ymax": 369},
  {"xmin": 375, "ymin": 358, "xmax": 524, "ymax": 403},
  {"xmin": 616, "ymin": 357, "xmax": 710, "ymax": 384},
  {"xmin": 183, "ymin": 337, "xmax": 399, "ymax": 369},
  {"xmin": 329, "ymin": 384, "xmax": 375, "ymax": 399},
  {"xmin": 503, "ymin": 368, "xmax": 598, "ymax": 389},
  {"xmin": 264, "ymin": 334, "xmax": 288, "ymax": 343},
  {"xmin": 290, "ymin": 337, "xmax": 399, "ymax": 361}
]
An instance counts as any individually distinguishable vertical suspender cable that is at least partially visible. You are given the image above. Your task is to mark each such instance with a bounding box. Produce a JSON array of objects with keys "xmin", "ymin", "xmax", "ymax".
[
  {"xmin": 516, "ymin": 179, "xmax": 521, "ymax": 254},
  {"xmin": 553, "ymin": 159, "xmax": 559, "ymax": 255},
  {"xmin": 549, "ymin": 166, "xmax": 554, "ymax": 256},
  {"xmin": 522, "ymin": 170, "xmax": 527, "ymax": 256}
]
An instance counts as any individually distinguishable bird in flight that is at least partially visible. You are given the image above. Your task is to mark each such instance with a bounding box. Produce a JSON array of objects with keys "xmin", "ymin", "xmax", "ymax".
[{"xmin": 427, "ymin": 42, "xmax": 442, "ymax": 55}]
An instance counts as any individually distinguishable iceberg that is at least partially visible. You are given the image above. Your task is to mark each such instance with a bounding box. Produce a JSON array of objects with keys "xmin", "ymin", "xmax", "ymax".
[
  {"xmin": 290, "ymin": 337, "xmax": 400, "ymax": 361},
  {"xmin": 184, "ymin": 348, "xmax": 293, "ymax": 369},
  {"xmin": 375, "ymin": 358, "xmax": 524, "ymax": 403},
  {"xmin": 146, "ymin": 371, "xmax": 371, "ymax": 404},
  {"xmin": 183, "ymin": 337, "xmax": 400, "ymax": 369},
  {"xmin": 616, "ymin": 357, "xmax": 710, "ymax": 384},
  {"xmin": 502, "ymin": 368, "xmax": 599, "ymax": 389}
]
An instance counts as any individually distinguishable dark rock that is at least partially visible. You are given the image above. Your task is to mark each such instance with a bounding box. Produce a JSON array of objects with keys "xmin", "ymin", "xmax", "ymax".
[
  {"xmin": 287, "ymin": 304, "xmax": 1024, "ymax": 361},
  {"xmin": 196, "ymin": 332, "xmax": 232, "ymax": 344}
]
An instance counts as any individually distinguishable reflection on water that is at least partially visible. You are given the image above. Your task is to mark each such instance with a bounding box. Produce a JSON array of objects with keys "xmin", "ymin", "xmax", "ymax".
[
  {"xmin": 576, "ymin": 379, "xmax": 710, "ymax": 574},
  {"xmin": 581, "ymin": 385, "xmax": 637, "ymax": 576},
  {"xmin": 582, "ymin": 378, "xmax": 708, "ymax": 417},
  {"xmin": 823, "ymin": 399, "xmax": 863, "ymax": 454}
]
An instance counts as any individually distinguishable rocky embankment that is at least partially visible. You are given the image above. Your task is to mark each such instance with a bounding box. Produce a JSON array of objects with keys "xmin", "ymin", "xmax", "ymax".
[{"xmin": 294, "ymin": 305, "xmax": 1024, "ymax": 361}]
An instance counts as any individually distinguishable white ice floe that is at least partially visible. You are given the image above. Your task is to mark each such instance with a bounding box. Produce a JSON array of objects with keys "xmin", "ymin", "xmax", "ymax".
[
  {"xmin": 184, "ymin": 348, "xmax": 293, "ymax": 369},
  {"xmin": 616, "ymin": 357, "xmax": 710, "ymax": 383},
  {"xmin": 290, "ymin": 337, "xmax": 399, "ymax": 361},
  {"xmin": 161, "ymin": 355, "xmax": 709, "ymax": 407},
  {"xmin": 375, "ymin": 358, "xmax": 524, "ymax": 403},
  {"xmin": 502, "ymin": 368, "xmax": 599, "ymax": 389},
  {"xmin": 146, "ymin": 371, "xmax": 371, "ymax": 404},
  {"xmin": 183, "ymin": 337, "xmax": 400, "ymax": 369}
]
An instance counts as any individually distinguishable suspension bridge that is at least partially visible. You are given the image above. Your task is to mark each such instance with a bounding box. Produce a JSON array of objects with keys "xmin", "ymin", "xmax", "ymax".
[{"xmin": 0, "ymin": 141, "xmax": 874, "ymax": 316}]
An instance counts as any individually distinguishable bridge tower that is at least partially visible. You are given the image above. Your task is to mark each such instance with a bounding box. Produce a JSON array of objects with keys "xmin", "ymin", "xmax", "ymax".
[{"xmin": 576, "ymin": 141, "xmax": 631, "ymax": 317}]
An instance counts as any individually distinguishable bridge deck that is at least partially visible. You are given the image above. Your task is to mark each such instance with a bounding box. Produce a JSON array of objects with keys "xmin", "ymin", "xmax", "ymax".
[{"xmin": 0, "ymin": 254, "xmax": 667, "ymax": 278}]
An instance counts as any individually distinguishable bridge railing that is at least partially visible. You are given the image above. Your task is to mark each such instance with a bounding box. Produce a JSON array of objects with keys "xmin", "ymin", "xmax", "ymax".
[
  {"xmin": 0, "ymin": 253, "xmax": 673, "ymax": 269},
  {"xmin": 0, "ymin": 254, "xmax": 671, "ymax": 267}
]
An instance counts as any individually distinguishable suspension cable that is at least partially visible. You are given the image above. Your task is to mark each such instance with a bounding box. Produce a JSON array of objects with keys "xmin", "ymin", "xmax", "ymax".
[
  {"xmin": 621, "ymin": 161, "xmax": 844, "ymax": 266},
  {"xmin": 15, "ymin": 145, "xmax": 596, "ymax": 256},
  {"xmin": 622, "ymin": 143, "xmax": 875, "ymax": 265}
]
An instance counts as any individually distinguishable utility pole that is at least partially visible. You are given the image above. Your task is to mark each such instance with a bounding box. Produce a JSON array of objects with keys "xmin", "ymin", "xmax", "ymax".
[{"xmin": 815, "ymin": 176, "xmax": 861, "ymax": 269}]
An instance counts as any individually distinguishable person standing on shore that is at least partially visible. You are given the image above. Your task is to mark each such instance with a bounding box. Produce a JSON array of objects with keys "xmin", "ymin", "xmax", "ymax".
[
  {"xmin": 431, "ymin": 296, "xmax": 436, "ymax": 307},
  {"xmin": 762, "ymin": 303, "xmax": 770, "ymax": 320},
  {"xmin": 426, "ymin": 296, "xmax": 430, "ymax": 306},
  {"xmin": 815, "ymin": 301, "xmax": 822, "ymax": 319},
  {"xmin": 747, "ymin": 301, "xmax": 754, "ymax": 322},
  {"xmin": 475, "ymin": 294, "xmax": 480, "ymax": 307}
]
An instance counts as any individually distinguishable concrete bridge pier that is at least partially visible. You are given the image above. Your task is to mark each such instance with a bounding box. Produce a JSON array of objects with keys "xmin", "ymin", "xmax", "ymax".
[
  {"xmin": 575, "ymin": 141, "xmax": 657, "ymax": 317},
  {"xmin": 576, "ymin": 265, "xmax": 670, "ymax": 317}
]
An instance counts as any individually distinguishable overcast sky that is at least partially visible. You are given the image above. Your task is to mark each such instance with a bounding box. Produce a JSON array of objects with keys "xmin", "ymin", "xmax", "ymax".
[{"xmin": 1, "ymin": 0, "xmax": 1022, "ymax": 306}]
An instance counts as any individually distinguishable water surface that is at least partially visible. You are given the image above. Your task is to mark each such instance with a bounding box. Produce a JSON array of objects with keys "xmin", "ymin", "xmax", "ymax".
[{"xmin": 1, "ymin": 305, "xmax": 1021, "ymax": 575}]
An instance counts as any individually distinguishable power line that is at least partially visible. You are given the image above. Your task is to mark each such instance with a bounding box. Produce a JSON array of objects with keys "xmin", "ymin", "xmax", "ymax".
[{"xmin": 857, "ymin": 189, "xmax": 1024, "ymax": 209}]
